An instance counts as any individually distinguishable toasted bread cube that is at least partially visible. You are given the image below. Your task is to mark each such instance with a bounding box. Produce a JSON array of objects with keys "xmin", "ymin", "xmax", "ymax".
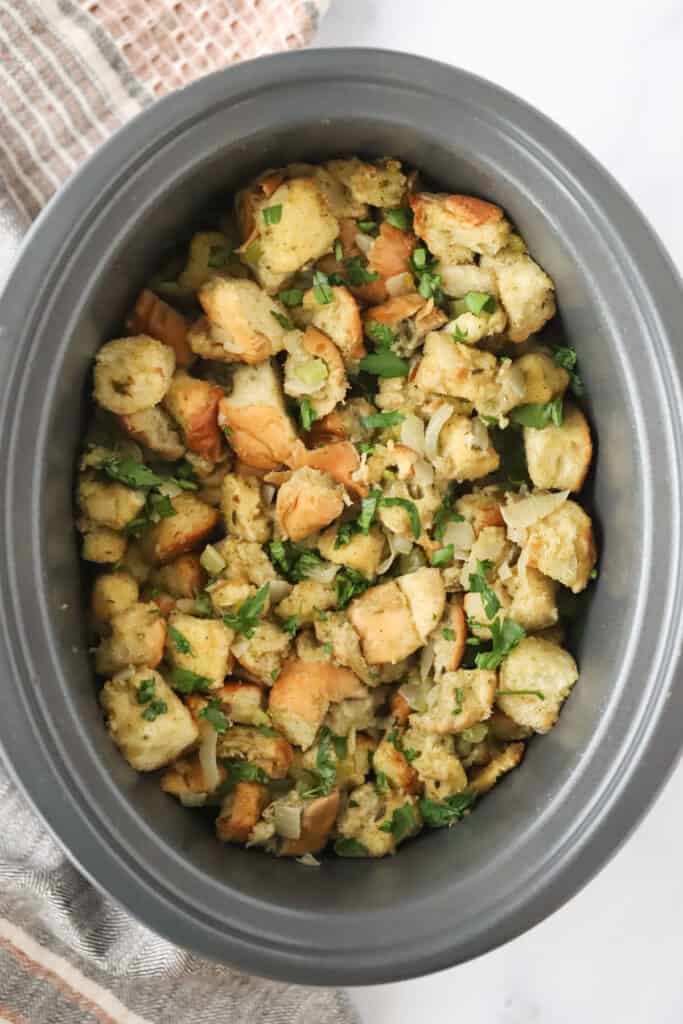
[
  {"xmin": 363, "ymin": 292, "xmax": 446, "ymax": 358},
  {"xmin": 327, "ymin": 158, "xmax": 406, "ymax": 207},
  {"xmin": 276, "ymin": 466, "xmax": 344, "ymax": 543},
  {"xmin": 287, "ymin": 439, "xmax": 366, "ymax": 497},
  {"xmin": 268, "ymin": 659, "xmax": 330, "ymax": 749},
  {"xmin": 437, "ymin": 414, "xmax": 501, "ymax": 481},
  {"xmin": 283, "ymin": 326, "xmax": 348, "ymax": 420},
  {"xmin": 506, "ymin": 565, "xmax": 558, "ymax": 632},
  {"xmin": 396, "ymin": 567, "xmax": 446, "ymax": 643},
  {"xmin": 218, "ymin": 361, "xmax": 298, "ymax": 470},
  {"xmin": 126, "ymin": 288, "xmax": 194, "ymax": 368},
  {"xmin": 318, "ymin": 524, "xmax": 386, "ymax": 578},
  {"xmin": 213, "ymin": 536, "xmax": 277, "ymax": 586},
  {"xmin": 78, "ymin": 477, "xmax": 146, "ymax": 531},
  {"xmin": 150, "ymin": 553, "xmax": 205, "ymax": 599},
  {"xmin": 413, "ymin": 331, "xmax": 497, "ymax": 408},
  {"xmin": 411, "ymin": 669, "xmax": 497, "ymax": 734},
  {"xmin": 301, "ymin": 285, "xmax": 364, "ymax": 365},
  {"xmin": 95, "ymin": 602, "xmax": 166, "ymax": 675},
  {"xmin": 210, "ymin": 682, "xmax": 265, "ymax": 726},
  {"xmin": 432, "ymin": 597, "xmax": 467, "ymax": 675},
  {"xmin": 449, "ymin": 306, "xmax": 508, "ymax": 345},
  {"xmin": 279, "ymin": 791, "xmax": 341, "ymax": 857},
  {"xmin": 81, "ymin": 528, "xmax": 127, "ymax": 564},
  {"xmin": 161, "ymin": 753, "xmax": 227, "ymax": 802},
  {"xmin": 178, "ymin": 231, "xmax": 232, "ymax": 293},
  {"xmin": 402, "ymin": 726, "xmax": 468, "ymax": 800},
  {"xmin": 410, "ymin": 192, "xmax": 511, "ymax": 262},
  {"xmin": 218, "ymin": 725, "xmax": 294, "ymax": 778},
  {"xmin": 455, "ymin": 490, "xmax": 505, "ymax": 535},
  {"xmin": 469, "ymin": 742, "xmax": 525, "ymax": 795},
  {"xmin": 216, "ymin": 782, "xmax": 270, "ymax": 843},
  {"xmin": 232, "ymin": 621, "xmax": 291, "ymax": 686},
  {"xmin": 348, "ymin": 580, "xmax": 422, "ymax": 665},
  {"xmin": 165, "ymin": 611, "xmax": 232, "ymax": 688},
  {"xmin": 221, "ymin": 472, "xmax": 271, "ymax": 543},
  {"xmin": 463, "ymin": 583, "xmax": 511, "ymax": 641},
  {"xmin": 93, "ymin": 335, "xmax": 175, "ymax": 415},
  {"xmin": 118, "ymin": 540, "xmax": 152, "ymax": 582},
  {"xmin": 138, "ymin": 492, "xmax": 218, "ymax": 566},
  {"xmin": 524, "ymin": 500, "xmax": 596, "ymax": 593},
  {"xmin": 163, "ymin": 371, "xmax": 224, "ymax": 463},
  {"xmin": 373, "ymin": 735, "xmax": 418, "ymax": 793},
  {"xmin": 92, "ymin": 572, "xmax": 139, "ymax": 623},
  {"xmin": 524, "ymin": 403, "xmax": 592, "ymax": 492},
  {"xmin": 314, "ymin": 613, "xmax": 375, "ymax": 686},
  {"xmin": 190, "ymin": 277, "xmax": 289, "ymax": 364},
  {"xmin": 481, "ymin": 250, "xmax": 556, "ymax": 342},
  {"xmin": 275, "ymin": 580, "xmax": 337, "ymax": 625},
  {"xmin": 118, "ymin": 406, "xmax": 186, "ymax": 462},
  {"xmin": 101, "ymin": 667, "xmax": 198, "ymax": 772},
  {"xmin": 439, "ymin": 263, "xmax": 497, "ymax": 298},
  {"xmin": 497, "ymin": 637, "xmax": 578, "ymax": 733},
  {"xmin": 335, "ymin": 784, "xmax": 421, "ymax": 857},
  {"xmin": 516, "ymin": 352, "xmax": 568, "ymax": 404}
]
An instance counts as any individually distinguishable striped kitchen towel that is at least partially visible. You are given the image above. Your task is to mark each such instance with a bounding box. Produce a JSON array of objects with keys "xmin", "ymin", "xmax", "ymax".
[{"xmin": 0, "ymin": 3, "xmax": 360, "ymax": 1021}]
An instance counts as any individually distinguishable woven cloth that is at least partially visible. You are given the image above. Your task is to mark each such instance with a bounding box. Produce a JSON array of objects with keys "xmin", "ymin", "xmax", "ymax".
[{"xmin": 0, "ymin": 2, "xmax": 359, "ymax": 1021}]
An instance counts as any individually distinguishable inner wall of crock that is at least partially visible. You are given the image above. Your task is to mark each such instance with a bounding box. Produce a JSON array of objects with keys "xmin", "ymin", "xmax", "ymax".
[{"xmin": 41, "ymin": 115, "xmax": 638, "ymax": 912}]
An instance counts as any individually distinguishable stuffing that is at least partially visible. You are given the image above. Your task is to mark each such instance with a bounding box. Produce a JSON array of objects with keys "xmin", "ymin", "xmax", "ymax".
[
  {"xmin": 162, "ymin": 371, "xmax": 224, "ymax": 462},
  {"xmin": 439, "ymin": 263, "xmax": 497, "ymax": 298},
  {"xmin": 189, "ymin": 277, "xmax": 289, "ymax": 364},
  {"xmin": 524, "ymin": 402, "xmax": 592, "ymax": 492},
  {"xmin": 138, "ymin": 492, "xmax": 219, "ymax": 565},
  {"xmin": 232, "ymin": 621, "xmax": 291, "ymax": 685},
  {"xmin": 463, "ymin": 582, "xmax": 511, "ymax": 640},
  {"xmin": 410, "ymin": 192, "xmax": 511, "ymax": 262},
  {"xmin": 91, "ymin": 572, "xmax": 139, "ymax": 623},
  {"xmin": 101, "ymin": 667, "xmax": 198, "ymax": 772},
  {"xmin": 235, "ymin": 170, "xmax": 285, "ymax": 241},
  {"xmin": 217, "ymin": 725, "xmax": 294, "ymax": 778},
  {"xmin": 196, "ymin": 461, "xmax": 232, "ymax": 508},
  {"xmin": 455, "ymin": 489, "xmax": 505, "ymax": 535},
  {"xmin": 436, "ymin": 414, "xmax": 501, "ymax": 481},
  {"xmin": 413, "ymin": 331, "xmax": 497, "ymax": 409},
  {"xmin": 287, "ymin": 440, "xmax": 367, "ymax": 497},
  {"xmin": 216, "ymin": 783, "xmax": 270, "ymax": 843},
  {"xmin": 327, "ymin": 158, "xmax": 407, "ymax": 208},
  {"xmin": 333, "ymin": 733, "xmax": 375, "ymax": 789},
  {"xmin": 212, "ymin": 537, "xmax": 276, "ymax": 586},
  {"xmin": 81, "ymin": 527, "xmax": 128, "ymax": 564},
  {"xmin": 365, "ymin": 223, "xmax": 416, "ymax": 298},
  {"xmin": 118, "ymin": 406, "xmax": 186, "ymax": 462},
  {"xmin": 118, "ymin": 540, "xmax": 151, "ymax": 582},
  {"xmin": 309, "ymin": 398, "xmax": 375, "ymax": 445},
  {"xmin": 313, "ymin": 613, "xmax": 377, "ymax": 686},
  {"xmin": 516, "ymin": 352, "xmax": 569, "ymax": 404},
  {"xmin": 275, "ymin": 580, "xmax": 337, "ymax": 624},
  {"xmin": 432, "ymin": 597, "xmax": 467, "ymax": 676},
  {"xmin": 95, "ymin": 602, "xmax": 166, "ymax": 675},
  {"xmin": 125, "ymin": 288, "xmax": 194, "ymax": 368},
  {"xmin": 310, "ymin": 164, "xmax": 368, "ymax": 220},
  {"xmin": 487, "ymin": 709, "xmax": 533, "ymax": 742},
  {"xmin": 411, "ymin": 669, "xmax": 497, "ymax": 734},
  {"xmin": 211, "ymin": 682, "xmax": 267, "ymax": 725},
  {"xmin": 390, "ymin": 691, "xmax": 412, "ymax": 726},
  {"xmin": 402, "ymin": 726, "xmax": 468, "ymax": 800},
  {"xmin": 177, "ymin": 231, "xmax": 232, "ymax": 293},
  {"xmin": 449, "ymin": 307, "xmax": 508, "ymax": 345},
  {"xmin": 396, "ymin": 567, "xmax": 446, "ymax": 643},
  {"xmin": 373, "ymin": 735, "xmax": 419, "ymax": 793},
  {"xmin": 161, "ymin": 754, "xmax": 227, "ymax": 803},
  {"xmin": 164, "ymin": 611, "xmax": 232, "ymax": 688},
  {"xmin": 301, "ymin": 285, "xmax": 365, "ymax": 365},
  {"xmin": 335, "ymin": 784, "xmax": 421, "ymax": 857},
  {"xmin": 317, "ymin": 524, "xmax": 386, "ymax": 578},
  {"xmin": 218, "ymin": 361, "xmax": 298, "ymax": 470},
  {"xmin": 268, "ymin": 659, "xmax": 330, "ymax": 749},
  {"xmin": 497, "ymin": 637, "xmax": 579, "ymax": 733},
  {"xmin": 363, "ymin": 293, "xmax": 447, "ymax": 357},
  {"xmin": 283, "ymin": 326, "xmax": 347, "ymax": 421},
  {"xmin": 524, "ymin": 499, "xmax": 597, "ymax": 593},
  {"xmin": 460, "ymin": 525, "xmax": 516, "ymax": 591},
  {"xmin": 348, "ymin": 580, "xmax": 422, "ymax": 665},
  {"xmin": 149, "ymin": 553, "xmax": 205, "ymax": 599},
  {"xmin": 469, "ymin": 742, "xmax": 525, "ymax": 795},
  {"xmin": 275, "ymin": 466, "xmax": 344, "ymax": 542},
  {"xmin": 505, "ymin": 564, "xmax": 558, "ymax": 632},
  {"xmin": 220, "ymin": 472, "xmax": 271, "ymax": 543},
  {"xmin": 93, "ymin": 335, "xmax": 175, "ymax": 415},
  {"xmin": 280, "ymin": 792, "xmax": 341, "ymax": 857},
  {"xmin": 324, "ymin": 693, "xmax": 385, "ymax": 735},
  {"xmin": 481, "ymin": 249, "xmax": 556, "ymax": 343},
  {"xmin": 78, "ymin": 477, "xmax": 146, "ymax": 531}
]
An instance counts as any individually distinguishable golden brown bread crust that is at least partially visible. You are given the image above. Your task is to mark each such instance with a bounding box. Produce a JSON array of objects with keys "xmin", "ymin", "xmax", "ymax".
[
  {"xmin": 279, "ymin": 791, "xmax": 341, "ymax": 856},
  {"xmin": 126, "ymin": 288, "xmax": 194, "ymax": 368},
  {"xmin": 216, "ymin": 782, "xmax": 270, "ymax": 843},
  {"xmin": 218, "ymin": 399, "xmax": 297, "ymax": 470},
  {"xmin": 163, "ymin": 372, "xmax": 224, "ymax": 462}
]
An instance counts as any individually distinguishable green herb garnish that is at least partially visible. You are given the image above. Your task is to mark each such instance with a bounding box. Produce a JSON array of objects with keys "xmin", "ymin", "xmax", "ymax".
[
  {"xmin": 433, "ymin": 485, "xmax": 464, "ymax": 542},
  {"xmin": 497, "ymin": 688, "xmax": 545, "ymax": 699},
  {"xmin": 378, "ymin": 803, "xmax": 417, "ymax": 841},
  {"xmin": 453, "ymin": 686, "xmax": 464, "ymax": 716},
  {"xmin": 299, "ymin": 397, "xmax": 317, "ymax": 431},
  {"xmin": 167, "ymin": 666, "xmax": 213, "ymax": 694},
  {"xmin": 357, "ymin": 220, "xmax": 378, "ymax": 235},
  {"xmin": 334, "ymin": 837, "xmax": 368, "ymax": 857},
  {"xmin": 360, "ymin": 410, "xmax": 406, "ymax": 431},
  {"xmin": 553, "ymin": 345, "xmax": 584, "ymax": 396},
  {"xmin": 464, "ymin": 291, "xmax": 496, "ymax": 316},
  {"xmin": 312, "ymin": 270, "xmax": 334, "ymax": 304},
  {"xmin": 278, "ymin": 288, "xmax": 304, "ymax": 307},
  {"xmin": 99, "ymin": 456, "xmax": 164, "ymax": 490},
  {"xmin": 262, "ymin": 204, "xmax": 283, "ymax": 225},
  {"xmin": 431, "ymin": 545, "xmax": 454, "ymax": 567},
  {"xmin": 193, "ymin": 591, "xmax": 214, "ymax": 618},
  {"xmin": 267, "ymin": 541, "xmax": 324, "ymax": 583},
  {"xmin": 300, "ymin": 726, "xmax": 337, "ymax": 798},
  {"xmin": 384, "ymin": 207, "xmax": 412, "ymax": 231},
  {"xmin": 121, "ymin": 491, "xmax": 176, "ymax": 538},
  {"xmin": 358, "ymin": 350, "xmax": 409, "ymax": 378},
  {"xmin": 207, "ymin": 244, "xmax": 233, "ymax": 268},
  {"xmin": 279, "ymin": 615, "xmax": 299, "ymax": 637},
  {"xmin": 510, "ymin": 396, "xmax": 564, "ymax": 430},
  {"xmin": 356, "ymin": 441, "xmax": 375, "ymax": 455},
  {"xmin": 224, "ymin": 760, "xmax": 269, "ymax": 784},
  {"xmin": 366, "ymin": 321, "xmax": 396, "ymax": 348},
  {"xmin": 375, "ymin": 770, "xmax": 390, "ymax": 794},
  {"xmin": 442, "ymin": 628, "xmax": 456, "ymax": 641},
  {"xmin": 271, "ymin": 310, "xmax": 295, "ymax": 331},
  {"xmin": 378, "ymin": 497, "xmax": 421, "ymax": 539},
  {"xmin": 334, "ymin": 239, "xmax": 343, "ymax": 262},
  {"xmin": 419, "ymin": 791, "xmax": 475, "ymax": 828},
  {"xmin": 198, "ymin": 698, "xmax": 230, "ymax": 733},
  {"xmin": 223, "ymin": 583, "xmax": 270, "ymax": 638},
  {"xmin": 142, "ymin": 699, "xmax": 167, "ymax": 722},
  {"xmin": 344, "ymin": 255, "xmax": 379, "ymax": 287},
  {"xmin": 468, "ymin": 559, "xmax": 500, "ymax": 620},
  {"xmin": 168, "ymin": 624, "xmax": 193, "ymax": 655},
  {"xmin": 136, "ymin": 677, "xmax": 156, "ymax": 704},
  {"xmin": 335, "ymin": 567, "xmax": 372, "ymax": 608},
  {"xmin": 475, "ymin": 618, "xmax": 526, "ymax": 670}
]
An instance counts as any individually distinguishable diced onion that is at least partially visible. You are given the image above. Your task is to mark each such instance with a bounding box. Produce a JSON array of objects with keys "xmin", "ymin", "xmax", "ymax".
[
  {"xmin": 425, "ymin": 403, "xmax": 454, "ymax": 461},
  {"xmin": 386, "ymin": 271, "xmax": 414, "ymax": 297},
  {"xmin": 261, "ymin": 484, "xmax": 276, "ymax": 505},
  {"xmin": 347, "ymin": 727, "xmax": 357, "ymax": 755},
  {"xmin": 200, "ymin": 544, "xmax": 226, "ymax": 576},
  {"xmin": 297, "ymin": 853, "xmax": 320, "ymax": 866},
  {"xmin": 501, "ymin": 361, "xmax": 526, "ymax": 400},
  {"xmin": 377, "ymin": 551, "xmax": 397, "ymax": 575},
  {"xmin": 420, "ymin": 640, "xmax": 435, "ymax": 681},
  {"xmin": 268, "ymin": 579, "xmax": 292, "ymax": 603},
  {"xmin": 175, "ymin": 597, "xmax": 198, "ymax": 614},
  {"xmin": 179, "ymin": 792, "xmax": 208, "ymax": 808},
  {"xmin": 274, "ymin": 803, "xmax": 303, "ymax": 840},
  {"xmin": 399, "ymin": 678, "xmax": 431, "ymax": 713},
  {"xmin": 442, "ymin": 519, "xmax": 474, "ymax": 554},
  {"xmin": 355, "ymin": 232, "xmax": 374, "ymax": 256},
  {"xmin": 461, "ymin": 723, "xmax": 488, "ymax": 744},
  {"xmin": 501, "ymin": 490, "xmax": 569, "ymax": 532},
  {"xmin": 470, "ymin": 417, "xmax": 490, "ymax": 451},
  {"xmin": 391, "ymin": 533, "xmax": 413, "ymax": 556},
  {"xmin": 399, "ymin": 547, "xmax": 426, "ymax": 574},
  {"xmin": 198, "ymin": 723, "xmax": 220, "ymax": 793},
  {"xmin": 400, "ymin": 414, "xmax": 426, "ymax": 456},
  {"xmin": 412, "ymin": 458, "xmax": 434, "ymax": 487},
  {"xmin": 306, "ymin": 561, "xmax": 340, "ymax": 584}
]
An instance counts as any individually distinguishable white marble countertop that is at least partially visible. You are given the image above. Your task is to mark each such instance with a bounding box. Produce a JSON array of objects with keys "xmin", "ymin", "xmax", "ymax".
[{"xmin": 312, "ymin": 1, "xmax": 683, "ymax": 1021}]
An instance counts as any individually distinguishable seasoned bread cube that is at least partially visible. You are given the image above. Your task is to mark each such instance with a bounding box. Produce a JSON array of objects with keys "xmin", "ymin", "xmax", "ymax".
[
  {"xmin": 275, "ymin": 467, "xmax": 344, "ymax": 542},
  {"xmin": 93, "ymin": 335, "xmax": 175, "ymax": 415},
  {"xmin": 91, "ymin": 571, "xmax": 139, "ymax": 623},
  {"xmin": 449, "ymin": 307, "xmax": 508, "ymax": 345},
  {"xmin": 481, "ymin": 249, "xmax": 556, "ymax": 342},
  {"xmin": 165, "ymin": 611, "xmax": 232, "ymax": 688},
  {"xmin": 163, "ymin": 371, "xmax": 224, "ymax": 462},
  {"xmin": 275, "ymin": 580, "xmax": 337, "ymax": 624},
  {"xmin": 335, "ymin": 784, "xmax": 421, "ymax": 857},
  {"xmin": 413, "ymin": 331, "xmax": 497, "ymax": 408},
  {"xmin": 524, "ymin": 403, "xmax": 592, "ymax": 492},
  {"xmin": 216, "ymin": 782, "xmax": 270, "ymax": 843},
  {"xmin": 118, "ymin": 406, "xmax": 186, "ymax": 462},
  {"xmin": 232, "ymin": 621, "xmax": 291, "ymax": 686},
  {"xmin": 189, "ymin": 277, "xmax": 289, "ymax": 364},
  {"xmin": 410, "ymin": 192, "xmax": 511, "ymax": 262},
  {"xmin": 437, "ymin": 414, "xmax": 501, "ymax": 481},
  {"xmin": 287, "ymin": 440, "xmax": 367, "ymax": 497},
  {"xmin": 78, "ymin": 477, "xmax": 146, "ymax": 531},
  {"xmin": 373, "ymin": 735, "xmax": 418, "ymax": 793},
  {"xmin": 268, "ymin": 659, "xmax": 330, "ymax": 749},
  {"xmin": 524, "ymin": 499, "xmax": 596, "ymax": 593},
  {"xmin": 301, "ymin": 285, "xmax": 365, "ymax": 365},
  {"xmin": 150, "ymin": 553, "xmax": 205, "ymax": 599},
  {"xmin": 455, "ymin": 490, "xmax": 504, "ymax": 535},
  {"xmin": 178, "ymin": 231, "xmax": 232, "ymax": 293},
  {"xmin": 126, "ymin": 288, "xmax": 194, "ymax": 368},
  {"xmin": 218, "ymin": 725, "xmax": 294, "ymax": 778},
  {"xmin": 463, "ymin": 583, "xmax": 511, "ymax": 640},
  {"xmin": 439, "ymin": 263, "xmax": 497, "ymax": 298},
  {"xmin": 95, "ymin": 602, "xmax": 166, "ymax": 675},
  {"xmin": 327, "ymin": 157, "xmax": 407, "ymax": 208},
  {"xmin": 469, "ymin": 742, "xmax": 525, "ymax": 795},
  {"xmin": 279, "ymin": 791, "xmax": 341, "ymax": 857},
  {"xmin": 283, "ymin": 326, "xmax": 348, "ymax": 420},
  {"xmin": 432, "ymin": 597, "xmax": 467, "ymax": 676},
  {"xmin": 119, "ymin": 540, "xmax": 152, "ymax": 583},
  {"xmin": 324, "ymin": 692, "xmax": 385, "ymax": 734},
  {"xmin": 161, "ymin": 753, "xmax": 227, "ymax": 802},
  {"xmin": 139, "ymin": 492, "xmax": 219, "ymax": 565},
  {"xmin": 411, "ymin": 669, "xmax": 497, "ymax": 734},
  {"xmin": 221, "ymin": 472, "xmax": 271, "ymax": 543},
  {"xmin": 314, "ymin": 612, "xmax": 376, "ymax": 686},
  {"xmin": 213, "ymin": 537, "xmax": 277, "ymax": 586},
  {"xmin": 505, "ymin": 565, "xmax": 558, "ymax": 632},
  {"xmin": 101, "ymin": 667, "xmax": 198, "ymax": 772},
  {"xmin": 218, "ymin": 361, "xmax": 298, "ymax": 470},
  {"xmin": 318, "ymin": 525, "xmax": 386, "ymax": 578},
  {"xmin": 396, "ymin": 567, "xmax": 446, "ymax": 643},
  {"xmin": 497, "ymin": 637, "xmax": 578, "ymax": 733},
  {"xmin": 402, "ymin": 726, "xmax": 468, "ymax": 800},
  {"xmin": 348, "ymin": 580, "xmax": 422, "ymax": 665},
  {"xmin": 214, "ymin": 682, "xmax": 267, "ymax": 725},
  {"xmin": 516, "ymin": 352, "xmax": 568, "ymax": 405},
  {"xmin": 81, "ymin": 527, "xmax": 128, "ymax": 564}
]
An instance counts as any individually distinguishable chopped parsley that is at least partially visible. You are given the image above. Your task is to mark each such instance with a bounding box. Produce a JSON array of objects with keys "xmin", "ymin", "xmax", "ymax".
[
  {"xmin": 375, "ymin": 770, "xmax": 390, "ymax": 794},
  {"xmin": 136, "ymin": 677, "xmax": 156, "ymax": 704},
  {"xmin": 334, "ymin": 239, "xmax": 344, "ymax": 262},
  {"xmin": 378, "ymin": 803, "xmax": 417, "ymax": 841},
  {"xmin": 360, "ymin": 410, "xmax": 405, "ymax": 431},
  {"xmin": 431, "ymin": 544, "xmax": 454, "ymax": 567},
  {"xmin": 366, "ymin": 321, "xmax": 396, "ymax": 348},
  {"xmin": 356, "ymin": 441, "xmax": 375, "ymax": 456},
  {"xmin": 167, "ymin": 666, "xmax": 213, "ymax": 694},
  {"xmin": 207, "ymin": 244, "xmax": 233, "ymax": 268},
  {"xmin": 278, "ymin": 288, "xmax": 304, "ymax": 307},
  {"xmin": 267, "ymin": 540, "xmax": 324, "ymax": 583},
  {"xmin": 271, "ymin": 309, "xmax": 295, "ymax": 331},
  {"xmin": 553, "ymin": 345, "xmax": 584, "ymax": 396},
  {"xmin": 279, "ymin": 615, "xmax": 299, "ymax": 637},
  {"xmin": 433, "ymin": 485, "xmax": 464, "ymax": 542},
  {"xmin": 262, "ymin": 204, "xmax": 283, "ymax": 225},
  {"xmin": 257, "ymin": 724, "xmax": 279, "ymax": 737},
  {"xmin": 510, "ymin": 396, "xmax": 564, "ymax": 430},
  {"xmin": 497, "ymin": 688, "xmax": 545, "ymax": 699},
  {"xmin": 379, "ymin": 497, "xmax": 421, "ymax": 539},
  {"xmin": 357, "ymin": 220, "xmax": 378, "ymax": 235},
  {"xmin": 454, "ymin": 323, "xmax": 469, "ymax": 341},
  {"xmin": 223, "ymin": 760, "xmax": 269, "ymax": 784},
  {"xmin": 475, "ymin": 618, "xmax": 526, "ymax": 670},
  {"xmin": 322, "ymin": 642, "xmax": 333, "ymax": 657},
  {"xmin": 463, "ymin": 291, "xmax": 496, "ymax": 316},
  {"xmin": 142, "ymin": 699, "xmax": 168, "ymax": 722},
  {"xmin": 312, "ymin": 269, "xmax": 334, "ymax": 304},
  {"xmin": 343, "ymin": 255, "xmax": 379, "ymax": 287},
  {"xmin": 410, "ymin": 246, "xmax": 444, "ymax": 304},
  {"xmin": 299, "ymin": 397, "xmax": 317, "ymax": 431},
  {"xmin": 419, "ymin": 791, "xmax": 475, "ymax": 828},
  {"xmin": 453, "ymin": 686, "xmax": 464, "ymax": 716},
  {"xmin": 442, "ymin": 627, "xmax": 456, "ymax": 641},
  {"xmin": 468, "ymin": 559, "xmax": 500, "ymax": 620},
  {"xmin": 167, "ymin": 624, "xmax": 193, "ymax": 655},
  {"xmin": 300, "ymin": 726, "xmax": 337, "ymax": 798},
  {"xmin": 99, "ymin": 455, "xmax": 164, "ymax": 490},
  {"xmin": 223, "ymin": 583, "xmax": 270, "ymax": 638},
  {"xmin": 193, "ymin": 591, "xmax": 214, "ymax": 618},
  {"xmin": 384, "ymin": 207, "xmax": 413, "ymax": 231},
  {"xmin": 334, "ymin": 837, "xmax": 368, "ymax": 857},
  {"xmin": 198, "ymin": 698, "xmax": 230, "ymax": 733},
  {"xmin": 121, "ymin": 491, "xmax": 176, "ymax": 538},
  {"xmin": 335, "ymin": 567, "xmax": 372, "ymax": 608},
  {"xmin": 358, "ymin": 349, "xmax": 409, "ymax": 378}
]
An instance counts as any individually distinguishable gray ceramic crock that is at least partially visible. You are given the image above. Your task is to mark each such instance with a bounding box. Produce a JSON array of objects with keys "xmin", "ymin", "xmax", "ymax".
[{"xmin": 1, "ymin": 49, "xmax": 682, "ymax": 986}]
